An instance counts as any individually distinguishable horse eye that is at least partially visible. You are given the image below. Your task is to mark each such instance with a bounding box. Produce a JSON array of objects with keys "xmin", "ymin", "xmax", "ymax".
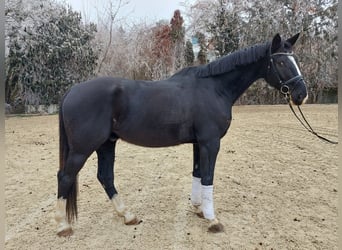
[{"xmin": 278, "ymin": 61, "xmax": 285, "ymax": 67}]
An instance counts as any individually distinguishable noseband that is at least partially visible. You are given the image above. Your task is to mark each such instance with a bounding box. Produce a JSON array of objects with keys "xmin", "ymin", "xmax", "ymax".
[{"xmin": 268, "ymin": 52, "xmax": 304, "ymax": 97}]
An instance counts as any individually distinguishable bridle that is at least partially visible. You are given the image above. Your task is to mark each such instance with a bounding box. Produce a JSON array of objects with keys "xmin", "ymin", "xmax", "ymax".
[
  {"xmin": 268, "ymin": 52, "xmax": 338, "ymax": 144},
  {"xmin": 268, "ymin": 52, "xmax": 304, "ymax": 97}
]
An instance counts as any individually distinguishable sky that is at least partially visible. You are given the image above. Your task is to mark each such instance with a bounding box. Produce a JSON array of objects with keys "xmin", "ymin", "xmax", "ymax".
[{"xmin": 61, "ymin": 0, "xmax": 195, "ymax": 24}]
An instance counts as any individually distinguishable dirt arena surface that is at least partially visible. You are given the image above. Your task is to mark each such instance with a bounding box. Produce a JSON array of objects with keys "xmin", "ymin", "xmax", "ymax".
[{"xmin": 5, "ymin": 104, "xmax": 338, "ymax": 249}]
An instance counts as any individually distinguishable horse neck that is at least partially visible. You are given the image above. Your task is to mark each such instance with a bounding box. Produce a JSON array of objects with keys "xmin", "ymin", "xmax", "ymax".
[{"xmin": 217, "ymin": 58, "xmax": 268, "ymax": 103}]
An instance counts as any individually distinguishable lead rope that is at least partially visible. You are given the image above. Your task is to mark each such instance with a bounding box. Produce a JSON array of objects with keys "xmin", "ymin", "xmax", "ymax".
[{"xmin": 286, "ymin": 97, "xmax": 338, "ymax": 144}]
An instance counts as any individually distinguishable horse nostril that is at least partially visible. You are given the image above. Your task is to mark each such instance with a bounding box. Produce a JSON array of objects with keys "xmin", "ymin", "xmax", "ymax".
[{"xmin": 296, "ymin": 93, "xmax": 308, "ymax": 105}]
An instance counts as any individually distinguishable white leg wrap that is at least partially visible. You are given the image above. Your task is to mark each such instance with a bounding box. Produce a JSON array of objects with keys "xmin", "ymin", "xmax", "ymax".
[
  {"xmin": 201, "ymin": 185, "xmax": 215, "ymax": 220},
  {"xmin": 55, "ymin": 198, "xmax": 72, "ymax": 233},
  {"xmin": 191, "ymin": 177, "xmax": 202, "ymax": 206},
  {"xmin": 111, "ymin": 194, "xmax": 136, "ymax": 223}
]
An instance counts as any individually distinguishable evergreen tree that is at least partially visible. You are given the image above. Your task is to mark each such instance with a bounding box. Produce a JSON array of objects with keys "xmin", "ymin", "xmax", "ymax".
[
  {"xmin": 170, "ymin": 10, "xmax": 185, "ymax": 71},
  {"xmin": 5, "ymin": 0, "xmax": 98, "ymax": 107},
  {"xmin": 184, "ymin": 40, "xmax": 194, "ymax": 67},
  {"xmin": 196, "ymin": 32, "xmax": 207, "ymax": 64}
]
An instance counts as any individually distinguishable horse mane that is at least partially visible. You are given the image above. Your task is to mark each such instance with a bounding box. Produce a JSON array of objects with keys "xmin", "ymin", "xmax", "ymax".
[{"xmin": 172, "ymin": 42, "xmax": 271, "ymax": 79}]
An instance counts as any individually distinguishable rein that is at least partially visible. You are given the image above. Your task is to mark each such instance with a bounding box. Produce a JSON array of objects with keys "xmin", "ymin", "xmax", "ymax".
[{"xmin": 285, "ymin": 96, "xmax": 338, "ymax": 144}]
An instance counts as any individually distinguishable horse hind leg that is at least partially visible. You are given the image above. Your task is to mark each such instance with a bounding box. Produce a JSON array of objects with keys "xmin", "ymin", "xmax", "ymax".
[
  {"xmin": 96, "ymin": 140, "xmax": 141, "ymax": 225},
  {"xmin": 55, "ymin": 198, "xmax": 73, "ymax": 237},
  {"xmin": 111, "ymin": 195, "xmax": 140, "ymax": 225},
  {"xmin": 55, "ymin": 152, "xmax": 88, "ymax": 236}
]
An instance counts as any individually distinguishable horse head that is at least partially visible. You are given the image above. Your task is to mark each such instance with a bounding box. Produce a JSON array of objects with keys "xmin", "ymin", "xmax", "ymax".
[{"xmin": 266, "ymin": 33, "xmax": 308, "ymax": 105}]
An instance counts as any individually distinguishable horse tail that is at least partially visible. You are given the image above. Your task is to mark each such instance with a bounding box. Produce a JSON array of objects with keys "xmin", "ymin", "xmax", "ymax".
[
  {"xmin": 59, "ymin": 100, "xmax": 68, "ymax": 172},
  {"xmin": 59, "ymin": 96, "xmax": 78, "ymax": 223}
]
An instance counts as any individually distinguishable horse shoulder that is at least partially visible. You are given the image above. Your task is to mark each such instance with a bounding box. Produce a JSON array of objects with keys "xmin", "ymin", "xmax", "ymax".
[{"xmin": 191, "ymin": 82, "xmax": 233, "ymax": 140}]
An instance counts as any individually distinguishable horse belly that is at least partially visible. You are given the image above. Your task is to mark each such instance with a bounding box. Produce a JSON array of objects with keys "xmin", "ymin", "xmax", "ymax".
[{"xmin": 114, "ymin": 121, "xmax": 194, "ymax": 147}]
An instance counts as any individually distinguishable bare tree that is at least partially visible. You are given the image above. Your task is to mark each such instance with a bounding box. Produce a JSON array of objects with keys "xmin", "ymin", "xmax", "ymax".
[{"xmin": 95, "ymin": 0, "xmax": 129, "ymax": 75}]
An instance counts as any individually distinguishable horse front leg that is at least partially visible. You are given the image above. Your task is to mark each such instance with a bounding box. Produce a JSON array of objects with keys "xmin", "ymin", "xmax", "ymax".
[
  {"xmin": 197, "ymin": 139, "xmax": 224, "ymax": 233},
  {"xmin": 191, "ymin": 143, "xmax": 203, "ymax": 217},
  {"xmin": 96, "ymin": 140, "xmax": 140, "ymax": 225}
]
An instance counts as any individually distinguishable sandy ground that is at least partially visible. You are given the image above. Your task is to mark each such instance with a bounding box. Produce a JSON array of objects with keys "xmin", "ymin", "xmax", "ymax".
[{"xmin": 5, "ymin": 104, "xmax": 338, "ymax": 249}]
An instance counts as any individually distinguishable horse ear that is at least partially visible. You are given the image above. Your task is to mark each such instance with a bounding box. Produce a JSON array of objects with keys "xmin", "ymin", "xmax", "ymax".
[
  {"xmin": 271, "ymin": 33, "xmax": 282, "ymax": 53},
  {"xmin": 287, "ymin": 33, "xmax": 300, "ymax": 46}
]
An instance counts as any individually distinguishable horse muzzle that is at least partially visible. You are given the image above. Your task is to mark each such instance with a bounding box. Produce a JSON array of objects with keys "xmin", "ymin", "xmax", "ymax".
[{"xmin": 288, "ymin": 79, "xmax": 308, "ymax": 106}]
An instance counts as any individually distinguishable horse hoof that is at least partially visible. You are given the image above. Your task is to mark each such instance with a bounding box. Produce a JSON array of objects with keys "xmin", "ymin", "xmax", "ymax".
[
  {"xmin": 57, "ymin": 227, "xmax": 73, "ymax": 237},
  {"xmin": 125, "ymin": 217, "xmax": 142, "ymax": 225},
  {"xmin": 196, "ymin": 211, "xmax": 204, "ymax": 218},
  {"xmin": 192, "ymin": 205, "xmax": 204, "ymax": 218},
  {"xmin": 208, "ymin": 222, "xmax": 224, "ymax": 233}
]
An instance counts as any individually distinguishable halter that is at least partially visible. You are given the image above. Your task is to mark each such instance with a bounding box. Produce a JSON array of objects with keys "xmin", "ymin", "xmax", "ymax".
[{"xmin": 268, "ymin": 52, "xmax": 304, "ymax": 97}]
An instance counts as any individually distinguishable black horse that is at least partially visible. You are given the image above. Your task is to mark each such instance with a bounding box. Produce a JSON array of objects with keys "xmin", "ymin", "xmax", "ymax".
[{"xmin": 55, "ymin": 33, "xmax": 308, "ymax": 236}]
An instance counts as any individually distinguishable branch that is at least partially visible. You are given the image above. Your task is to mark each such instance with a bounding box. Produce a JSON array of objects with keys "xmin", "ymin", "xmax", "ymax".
[{"xmin": 97, "ymin": 0, "xmax": 129, "ymax": 74}]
